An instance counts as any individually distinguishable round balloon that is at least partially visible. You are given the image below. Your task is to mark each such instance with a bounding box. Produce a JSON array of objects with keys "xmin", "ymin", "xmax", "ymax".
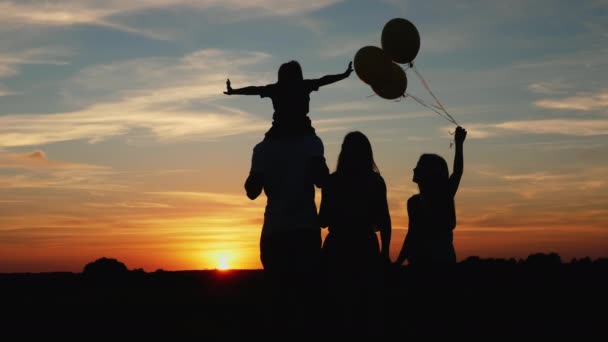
[
  {"xmin": 371, "ymin": 62, "xmax": 407, "ymax": 100},
  {"xmin": 354, "ymin": 45, "xmax": 392, "ymax": 85},
  {"xmin": 381, "ymin": 18, "xmax": 420, "ymax": 64}
]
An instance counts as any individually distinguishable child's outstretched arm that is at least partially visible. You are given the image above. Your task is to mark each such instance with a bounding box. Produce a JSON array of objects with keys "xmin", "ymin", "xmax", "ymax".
[
  {"xmin": 449, "ymin": 126, "xmax": 467, "ymax": 197},
  {"xmin": 223, "ymin": 79, "xmax": 264, "ymax": 96},
  {"xmin": 313, "ymin": 62, "xmax": 353, "ymax": 88}
]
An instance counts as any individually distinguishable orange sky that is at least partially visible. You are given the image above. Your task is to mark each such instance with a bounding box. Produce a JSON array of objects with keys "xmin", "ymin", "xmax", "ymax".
[{"xmin": 1, "ymin": 1, "xmax": 608, "ymax": 272}]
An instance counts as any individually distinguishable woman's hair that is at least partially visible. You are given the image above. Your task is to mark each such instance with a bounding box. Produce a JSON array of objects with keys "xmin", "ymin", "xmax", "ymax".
[
  {"xmin": 414, "ymin": 153, "xmax": 449, "ymax": 196},
  {"xmin": 336, "ymin": 131, "xmax": 380, "ymax": 176},
  {"xmin": 278, "ymin": 60, "xmax": 303, "ymax": 84}
]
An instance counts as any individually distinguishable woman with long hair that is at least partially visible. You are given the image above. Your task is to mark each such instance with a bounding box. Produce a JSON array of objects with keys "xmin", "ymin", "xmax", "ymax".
[{"xmin": 319, "ymin": 131, "xmax": 391, "ymax": 337}]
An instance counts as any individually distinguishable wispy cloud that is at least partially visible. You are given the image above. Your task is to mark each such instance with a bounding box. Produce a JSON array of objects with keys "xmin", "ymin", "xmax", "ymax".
[
  {"xmin": 467, "ymin": 165, "xmax": 608, "ymax": 200},
  {"xmin": 0, "ymin": 150, "xmax": 104, "ymax": 170},
  {"xmin": 317, "ymin": 101, "xmax": 375, "ymax": 112},
  {"xmin": 0, "ymin": 109, "xmax": 267, "ymax": 147},
  {"xmin": 0, "ymin": 169, "xmax": 127, "ymax": 191},
  {"xmin": 0, "ymin": 49, "xmax": 273, "ymax": 147},
  {"xmin": 146, "ymin": 191, "xmax": 256, "ymax": 207},
  {"xmin": 85, "ymin": 201, "xmax": 172, "ymax": 209},
  {"xmin": 527, "ymin": 81, "xmax": 570, "ymax": 95},
  {"xmin": 459, "ymin": 119, "xmax": 608, "ymax": 138},
  {"xmin": 315, "ymin": 112, "xmax": 431, "ymax": 133},
  {"xmin": 501, "ymin": 172, "xmax": 574, "ymax": 182},
  {"xmin": 496, "ymin": 119, "xmax": 608, "ymax": 136},
  {"xmin": 0, "ymin": 48, "xmax": 71, "ymax": 94},
  {"xmin": 0, "ymin": 48, "xmax": 70, "ymax": 77},
  {"xmin": 534, "ymin": 89, "xmax": 608, "ymax": 111},
  {"xmin": 0, "ymin": 0, "xmax": 343, "ymax": 39}
]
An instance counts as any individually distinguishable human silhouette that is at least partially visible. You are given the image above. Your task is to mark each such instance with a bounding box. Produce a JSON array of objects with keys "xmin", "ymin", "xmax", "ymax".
[
  {"xmin": 227, "ymin": 60, "xmax": 351, "ymax": 337},
  {"xmin": 243, "ymin": 131, "xmax": 329, "ymax": 338},
  {"xmin": 224, "ymin": 60, "xmax": 353, "ymax": 140},
  {"xmin": 318, "ymin": 131, "xmax": 392, "ymax": 338},
  {"xmin": 395, "ymin": 126, "xmax": 467, "ymax": 267}
]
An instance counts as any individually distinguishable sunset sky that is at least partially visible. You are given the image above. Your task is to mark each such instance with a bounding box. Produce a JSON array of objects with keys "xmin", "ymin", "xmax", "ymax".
[{"xmin": 1, "ymin": 0, "xmax": 607, "ymax": 272}]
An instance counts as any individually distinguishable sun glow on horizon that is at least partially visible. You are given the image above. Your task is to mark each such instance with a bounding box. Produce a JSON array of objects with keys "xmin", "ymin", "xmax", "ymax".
[{"xmin": 215, "ymin": 251, "xmax": 234, "ymax": 270}]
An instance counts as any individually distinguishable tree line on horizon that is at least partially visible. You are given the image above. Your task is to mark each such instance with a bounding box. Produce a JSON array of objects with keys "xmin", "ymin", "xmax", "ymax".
[{"xmin": 77, "ymin": 253, "xmax": 608, "ymax": 276}]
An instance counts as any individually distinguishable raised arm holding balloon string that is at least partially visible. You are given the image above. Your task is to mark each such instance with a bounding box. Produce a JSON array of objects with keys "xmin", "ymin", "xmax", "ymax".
[{"xmin": 394, "ymin": 126, "xmax": 467, "ymax": 266}]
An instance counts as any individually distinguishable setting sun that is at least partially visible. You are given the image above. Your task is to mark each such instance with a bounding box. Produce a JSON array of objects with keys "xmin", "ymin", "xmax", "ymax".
[{"xmin": 216, "ymin": 252, "xmax": 233, "ymax": 270}]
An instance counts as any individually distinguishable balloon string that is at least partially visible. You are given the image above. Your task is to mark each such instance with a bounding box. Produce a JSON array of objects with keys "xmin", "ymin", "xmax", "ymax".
[
  {"xmin": 405, "ymin": 93, "xmax": 456, "ymax": 124},
  {"xmin": 411, "ymin": 65, "xmax": 459, "ymax": 126},
  {"xmin": 406, "ymin": 93, "xmax": 457, "ymax": 148},
  {"xmin": 411, "ymin": 65, "xmax": 448, "ymax": 114}
]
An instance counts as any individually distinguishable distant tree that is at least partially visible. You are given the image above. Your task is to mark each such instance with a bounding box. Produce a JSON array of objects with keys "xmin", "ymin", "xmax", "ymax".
[
  {"xmin": 571, "ymin": 257, "xmax": 592, "ymax": 265},
  {"xmin": 83, "ymin": 257, "xmax": 128, "ymax": 277},
  {"xmin": 525, "ymin": 252, "xmax": 562, "ymax": 266},
  {"xmin": 461, "ymin": 256, "xmax": 482, "ymax": 264},
  {"xmin": 594, "ymin": 258, "xmax": 608, "ymax": 266}
]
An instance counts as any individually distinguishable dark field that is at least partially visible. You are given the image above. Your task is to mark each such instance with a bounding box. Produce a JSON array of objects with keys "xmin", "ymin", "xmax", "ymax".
[{"xmin": 1, "ymin": 257, "xmax": 606, "ymax": 340}]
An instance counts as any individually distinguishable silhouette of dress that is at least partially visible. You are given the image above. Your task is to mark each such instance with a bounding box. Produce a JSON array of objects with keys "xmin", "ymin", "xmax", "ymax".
[
  {"xmin": 402, "ymin": 193, "xmax": 456, "ymax": 265},
  {"xmin": 319, "ymin": 171, "xmax": 391, "ymax": 336}
]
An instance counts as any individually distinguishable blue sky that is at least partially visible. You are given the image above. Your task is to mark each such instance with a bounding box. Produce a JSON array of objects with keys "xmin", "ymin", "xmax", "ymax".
[{"xmin": 1, "ymin": 0, "xmax": 607, "ymax": 272}]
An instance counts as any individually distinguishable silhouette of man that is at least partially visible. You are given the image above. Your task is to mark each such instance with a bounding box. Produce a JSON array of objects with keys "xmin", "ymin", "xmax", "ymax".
[{"xmin": 245, "ymin": 134, "xmax": 328, "ymax": 336}]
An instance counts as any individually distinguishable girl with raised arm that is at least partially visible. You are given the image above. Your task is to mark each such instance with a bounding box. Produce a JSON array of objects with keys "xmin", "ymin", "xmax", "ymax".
[{"xmin": 395, "ymin": 126, "xmax": 467, "ymax": 266}]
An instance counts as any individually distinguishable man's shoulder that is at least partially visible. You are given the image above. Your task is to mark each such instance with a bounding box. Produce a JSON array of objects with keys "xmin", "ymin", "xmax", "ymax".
[
  {"xmin": 257, "ymin": 135, "xmax": 324, "ymax": 154},
  {"xmin": 252, "ymin": 140, "xmax": 267, "ymax": 155},
  {"xmin": 408, "ymin": 194, "xmax": 421, "ymax": 202},
  {"xmin": 298, "ymin": 135, "xmax": 324, "ymax": 154}
]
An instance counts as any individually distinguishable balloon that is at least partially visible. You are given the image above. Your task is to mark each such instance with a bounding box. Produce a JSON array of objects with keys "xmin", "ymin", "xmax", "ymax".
[
  {"xmin": 381, "ymin": 18, "xmax": 420, "ymax": 64},
  {"xmin": 371, "ymin": 62, "xmax": 407, "ymax": 100},
  {"xmin": 353, "ymin": 46, "xmax": 392, "ymax": 85}
]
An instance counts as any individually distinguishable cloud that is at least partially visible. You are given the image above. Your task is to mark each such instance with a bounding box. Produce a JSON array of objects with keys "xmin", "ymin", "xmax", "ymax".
[
  {"xmin": 0, "ymin": 107, "xmax": 268, "ymax": 147},
  {"xmin": 501, "ymin": 172, "xmax": 574, "ymax": 182},
  {"xmin": 496, "ymin": 119, "xmax": 608, "ymax": 136},
  {"xmin": 534, "ymin": 90, "xmax": 608, "ymax": 111},
  {"xmin": 146, "ymin": 191, "xmax": 255, "ymax": 207},
  {"xmin": 0, "ymin": 0, "xmax": 343, "ymax": 39},
  {"xmin": 460, "ymin": 119, "xmax": 608, "ymax": 138},
  {"xmin": 0, "ymin": 48, "xmax": 71, "ymax": 74},
  {"xmin": 0, "ymin": 48, "xmax": 71, "ymax": 94},
  {"xmin": 317, "ymin": 101, "xmax": 375, "ymax": 112},
  {"xmin": 0, "ymin": 48, "xmax": 440, "ymax": 148},
  {"xmin": 0, "ymin": 49, "xmax": 274, "ymax": 147},
  {"xmin": 86, "ymin": 202, "xmax": 172, "ymax": 209},
  {"xmin": 0, "ymin": 169, "xmax": 127, "ymax": 191},
  {"xmin": 466, "ymin": 165, "xmax": 608, "ymax": 200},
  {"xmin": 63, "ymin": 48, "xmax": 272, "ymax": 105},
  {"xmin": 527, "ymin": 82, "xmax": 570, "ymax": 95},
  {"xmin": 0, "ymin": 150, "xmax": 106, "ymax": 170}
]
